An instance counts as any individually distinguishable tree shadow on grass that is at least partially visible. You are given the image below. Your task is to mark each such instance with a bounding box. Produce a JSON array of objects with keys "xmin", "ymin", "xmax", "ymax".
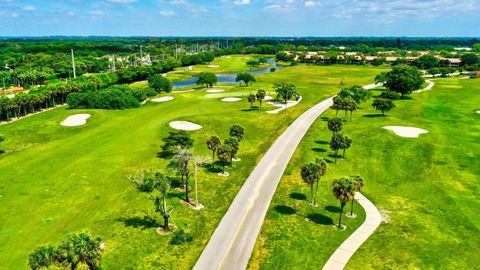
[
  {"xmin": 315, "ymin": 140, "xmax": 329, "ymax": 145},
  {"xmin": 400, "ymin": 96, "xmax": 413, "ymax": 100},
  {"xmin": 118, "ymin": 215, "xmax": 160, "ymax": 230},
  {"xmin": 307, "ymin": 213, "xmax": 334, "ymax": 225},
  {"xmin": 274, "ymin": 205, "xmax": 296, "ymax": 215},
  {"xmin": 362, "ymin": 114, "xmax": 385, "ymax": 118},
  {"xmin": 311, "ymin": 147, "xmax": 327, "ymax": 153},
  {"xmin": 325, "ymin": 205, "xmax": 341, "ymax": 213},
  {"xmin": 204, "ymin": 162, "xmax": 224, "ymax": 173},
  {"xmin": 320, "ymin": 116, "xmax": 329, "ymax": 121},
  {"xmin": 324, "ymin": 158, "xmax": 334, "ymax": 164},
  {"xmin": 290, "ymin": 192, "xmax": 307, "ymax": 201},
  {"xmin": 241, "ymin": 106, "xmax": 260, "ymax": 112},
  {"xmin": 327, "ymin": 153, "xmax": 342, "ymax": 159}
]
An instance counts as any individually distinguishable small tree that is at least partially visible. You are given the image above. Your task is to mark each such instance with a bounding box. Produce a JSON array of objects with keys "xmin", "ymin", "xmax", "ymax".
[
  {"xmin": 374, "ymin": 72, "xmax": 387, "ymax": 84},
  {"xmin": 327, "ymin": 117, "xmax": 343, "ymax": 135},
  {"xmin": 235, "ymin": 72, "xmax": 256, "ymax": 86},
  {"xmin": 130, "ymin": 170, "xmax": 173, "ymax": 230},
  {"xmin": 229, "ymin": 124, "xmax": 245, "ymax": 142},
  {"xmin": 301, "ymin": 162, "xmax": 321, "ymax": 207},
  {"xmin": 256, "ymin": 89, "xmax": 266, "ymax": 108},
  {"xmin": 28, "ymin": 245, "xmax": 59, "ymax": 270},
  {"xmin": 274, "ymin": 82, "xmax": 297, "ymax": 113},
  {"xmin": 148, "ymin": 74, "xmax": 173, "ymax": 93},
  {"xmin": 217, "ymin": 144, "xmax": 232, "ymax": 174},
  {"xmin": 169, "ymin": 148, "xmax": 193, "ymax": 203},
  {"xmin": 372, "ymin": 99, "xmax": 395, "ymax": 116},
  {"xmin": 379, "ymin": 91, "xmax": 400, "ymax": 100},
  {"xmin": 340, "ymin": 135, "xmax": 353, "ymax": 158},
  {"xmin": 224, "ymin": 137, "xmax": 239, "ymax": 163},
  {"xmin": 196, "ymin": 72, "xmax": 217, "ymax": 88},
  {"xmin": 206, "ymin": 136, "xmax": 221, "ymax": 169},
  {"xmin": 247, "ymin": 93, "xmax": 256, "ymax": 108},
  {"xmin": 332, "ymin": 177, "xmax": 355, "ymax": 228},
  {"xmin": 349, "ymin": 175, "xmax": 364, "ymax": 216},
  {"xmin": 330, "ymin": 133, "xmax": 344, "ymax": 163},
  {"xmin": 384, "ymin": 66, "xmax": 424, "ymax": 97}
]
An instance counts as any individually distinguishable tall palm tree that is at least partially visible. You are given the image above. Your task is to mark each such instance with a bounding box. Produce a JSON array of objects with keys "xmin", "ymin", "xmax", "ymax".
[
  {"xmin": 301, "ymin": 162, "xmax": 321, "ymax": 207},
  {"xmin": 248, "ymin": 93, "xmax": 256, "ymax": 108},
  {"xmin": 314, "ymin": 159, "xmax": 327, "ymax": 205},
  {"xmin": 206, "ymin": 136, "xmax": 221, "ymax": 169},
  {"xmin": 349, "ymin": 175, "xmax": 364, "ymax": 216},
  {"xmin": 332, "ymin": 177, "xmax": 355, "ymax": 228},
  {"xmin": 327, "ymin": 117, "xmax": 343, "ymax": 135}
]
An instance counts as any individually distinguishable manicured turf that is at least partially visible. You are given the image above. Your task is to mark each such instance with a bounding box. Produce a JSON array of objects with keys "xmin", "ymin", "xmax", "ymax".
[
  {"xmin": 0, "ymin": 62, "xmax": 387, "ymax": 269},
  {"xmin": 251, "ymin": 77, "xmax": 480, "ymax": 269}
]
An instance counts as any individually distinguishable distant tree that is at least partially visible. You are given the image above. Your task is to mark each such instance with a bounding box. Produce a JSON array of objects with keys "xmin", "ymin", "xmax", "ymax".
[
  {"xmin": 416, "ymin": 54, "xmax": 439, "ymax": 69},
  {"xmin": 346, "ymin": 98, "xmax": 358, "ymax": 121},
  {"xmin": 57, "ymin": 232, "xmax": 102, "ymax": 270},
  {"xmin": 340, "ymin": 135, "xmax": 353, "ymax": 158},
  {"xmin": 161, "ymin": 131, "xmax": 194, "ymax": 157},
  {"xmin": 169, "ymin": 148, "xmax": 193, "ymax": 202},
  {"xmin": 229, "ymin": 124, "xmax": 245, "ymax": 142},
  {"xmin": 130, "ymin": 169, "xmax": 172, "ymax": 230},
  {"xmin": 473, "ymin": 43, "xmax": 480, "ymax": 52},
  {"xmin": 196, "ymin": 72, "xmax": 217, "ymax": 88},
  {"xmin": 217, "ymin": 144, "xmax": 232, "ymax": 174},
  {"xmin": 372, "ymin": 99, "xmax": 395, "ymax": 116},
  {"xmin": 224, "ymin": 137, "xmax": 239, "ymax": 163},
  {"xmin": 339, "ymin": 85, "xmax": 371, "ymax": 104},
  {"xmin": 332, "ymin": 96, "xmax": 345, "ymax": 116},
  {"xmin": 327, "ymin": 117, "xmax": 343, "ymax": 135},
  {"xmin": 206, "ymin": 136, "xmax": 221, "ymax": 169},
  {"xmin": 460, "ymin": 53, "xmax": 479, "ymax": 66},
  {"xmin": 256, "ymin": 89, "xmax": 266, "ymax": 108},
  {"xmin": 235, "ymin": 72, "xmax": 256, "ymax": 86},
  {"xmin": 384, "ymin": 66, "xmax": 424, "ymax": 97},
  {"xmin": 379, "ymin": 90, "xmax": 400, "ymax": 100},
  {"xmin": 246, "ymin": 60, "xmax": 260, "ymax": 67},
  {"xmin": 148, "ymin": 74, "xmax": 172, "ymax": 93},
  {"xmin": 274, "ymin": 82, "xmax": 297, "ymax": 113},
  {"xmin": 349, "ymin": 175, "xmax": 364, "ymax": 217},
  {"xmin": 247, "ymin": 93, "xmax": 256, "ymax": 108},
  {"xmin": 332, "ymin": 177, "xmax": 355, "ymax": 228},
  {"xmin": 330, "ymin": 133, "xmax": 344, "ymax": 163}
]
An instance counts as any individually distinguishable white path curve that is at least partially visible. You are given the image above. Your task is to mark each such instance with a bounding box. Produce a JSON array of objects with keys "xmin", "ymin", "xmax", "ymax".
[
  {"xmin": 322, "ymin": 193, "xmax": 382, "ymax": 270},
  {"xmin": 194, "ymin": 97, "xmax": 334, "ymax": 270},
  {"xmin": 194, "ymin": 82, "xmax": 385, "ymax": 270}
]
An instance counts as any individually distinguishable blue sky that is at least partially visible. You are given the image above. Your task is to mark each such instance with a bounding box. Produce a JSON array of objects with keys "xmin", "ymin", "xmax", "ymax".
[{"xmin": 0, "ymin": 0, "xmax": 479, "ymax": 36}]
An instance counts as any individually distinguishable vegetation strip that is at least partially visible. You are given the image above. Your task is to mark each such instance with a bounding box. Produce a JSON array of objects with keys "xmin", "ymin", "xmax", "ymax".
[{"xmin": 322, "ymin": 192, "xmax": 382, "ymax": 270}]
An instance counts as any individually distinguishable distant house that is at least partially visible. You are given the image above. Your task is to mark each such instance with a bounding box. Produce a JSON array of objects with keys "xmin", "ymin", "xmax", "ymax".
[{"xmin": 4, "ymin": 65, "xmax": 11, "ymax": 71}]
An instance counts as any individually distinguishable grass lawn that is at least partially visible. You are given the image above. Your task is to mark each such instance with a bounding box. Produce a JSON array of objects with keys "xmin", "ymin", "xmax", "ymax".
[
  {"xmin": 250, "ymin": 77, "xmax": 480, "ymax": 269},
  {"xmin": 0, "ymin": 62, "xmax": 387, "ymax": 269}
]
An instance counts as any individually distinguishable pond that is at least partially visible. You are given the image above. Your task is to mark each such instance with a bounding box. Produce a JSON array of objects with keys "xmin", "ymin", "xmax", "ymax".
[{"xmin": 173, "ymin": 58, "xmax": 283, "ymax": 89}]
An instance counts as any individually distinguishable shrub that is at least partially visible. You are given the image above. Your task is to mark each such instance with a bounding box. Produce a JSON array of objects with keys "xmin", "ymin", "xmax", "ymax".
[
  {"xmin": 67, "ymin": 84, "xmax": 140, "ymax": 109},
  {"xmin": 170, "ymin": 229, "xmax": 193, "ymax": 245},
  {"xmin": 379, "ymin": 90, "xmax": 400, "ymax": 100}
]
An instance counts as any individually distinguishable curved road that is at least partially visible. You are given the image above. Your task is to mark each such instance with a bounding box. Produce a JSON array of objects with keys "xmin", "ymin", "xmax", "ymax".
[{"xmin": 194, "ymin": 97, "xmax": 334, "ymax": 270}]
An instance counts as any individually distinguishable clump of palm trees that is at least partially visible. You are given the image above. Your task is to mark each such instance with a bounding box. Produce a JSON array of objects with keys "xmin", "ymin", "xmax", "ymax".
[
  {"xmin": 206, "ymin": 124, "xmax": 245, "ymax": 175},
  {"xmin": 332, "ymin": 176, "xmax": 364, "ymax": 228}
]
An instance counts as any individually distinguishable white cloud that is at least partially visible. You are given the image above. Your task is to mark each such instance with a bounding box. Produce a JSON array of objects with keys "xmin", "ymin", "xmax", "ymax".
[
  {"xmin": 304, "ymin": 1, "xmax": 317, "ymax": 7},
  {"xmin": 234, "ymin": 0, "xmax": 250, "ymax": 5},
  {"xmin": 160, "ymin": 10, "xmax": 175, "ymax": 16},
  {"xmin": 107, "ymin": 0, "xmax": 137, "ymax": 4},
  {"xmin": 23, "ymin": 5, "xmax": 36, "ymax": 11}
]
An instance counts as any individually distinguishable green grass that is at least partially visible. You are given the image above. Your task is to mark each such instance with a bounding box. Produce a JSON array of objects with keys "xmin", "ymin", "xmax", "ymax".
[
  {"xmin": 251, "ymin": 77, "xmax": 480, "ymax": 269},
  {"xmin": 0, "ymin": 62, "xmax": 387, "ymax": 269}
]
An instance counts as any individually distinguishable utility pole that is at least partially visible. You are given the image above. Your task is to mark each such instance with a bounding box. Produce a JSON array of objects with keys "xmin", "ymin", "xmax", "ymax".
[
  {"xmin": 112, "ymin": 54, "xmax": 116, "ymax": 71},
  {"xmin": 71, "ymin": 49, "xmax": 76, "ymax": 79},
  {"xmin": 175, "ymin": 43, "xmax": 178, "ymax": 59}
]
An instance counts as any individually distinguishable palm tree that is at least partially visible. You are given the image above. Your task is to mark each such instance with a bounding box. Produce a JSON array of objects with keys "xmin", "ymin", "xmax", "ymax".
[
  {"xmin": 256, "ymin": 89, "xmax": 266, "ymax": 108},
  {"xmin": 224, "ymin": 137, "xmax": 239, "ymax": 163},
  {"xmin": 340, "ymin": 135, "xmax": 353, "ymax": 158},
  {"xmin": 349, "ymin": 175, "xmax": 364, "ymax": 216},
  {"xmin": 154, "ymin": 173, "xmax": 172, "ymax": 230},
  {"xmin": 28, "ymin": 245, "xmax": 59, "ymax": 270},
  {"xmin": 56, "ymin": 232, "xmax": 102, "ymax": 270},
  {"xmin": 217, "ymin": 144, "xmax": 232, "ymax": 174},
  {"xmin": 206, "ymin": 136, "xmax": 221, "ymax": 169},
  {"xmin": 314, "ymin": 159, "xmax": 327, "ymax": 205},
  {"xmin": 169, "ymin": 148, "xmax": 193, "ymax": 203},
  {"xmin": 330, "ymin": 133, "xmax": 344, "ymax": 163},
  {"xmin": 248, "ymin": 93, "xmax": 256, "ymax": 109},
  {"xmin": 229, "ymin": 124, "xmax": 245, "ymax": 142},
  {"xmin": 301, "ymin": 162, "xmax": 321, "ymax": 207},
  {"xmin": 332, "ymin": 177, "xmax": 355, "ymax": 228},
  {"xmin": 327, "ymin": 117, "xmax": 343, "ymax": 135}
]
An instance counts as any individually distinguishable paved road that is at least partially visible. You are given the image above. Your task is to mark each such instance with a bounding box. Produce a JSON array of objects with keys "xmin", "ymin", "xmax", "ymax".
[
  {"xmin": 194, "ymin": 97, "xmax": 334, "ymax": 270},
  {"xmin": 322, "ymin": 192, "xmax": 382, "ymax": 270}
]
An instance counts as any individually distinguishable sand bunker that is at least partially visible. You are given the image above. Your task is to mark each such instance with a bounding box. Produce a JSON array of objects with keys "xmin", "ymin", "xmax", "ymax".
[
  {"xmin": 61, "ymin": 114, "xmax": 91, "ymax": 127},
  {"xmin": 169, "ymin": 121, "xmax": 202, "ymax": 131},
  {"xmin": 477, "ymin": 111, "xmax": 480, "ymax": 114},
  {"xmin": 206, "ymin": 89, "xmax": 225, "ymax": 93},
  {"xmin": 208, "ymin": 65, "xmax": 220, "ymax": 68},
  {"xmin": 267, "ymin": 96, "xmax": 303, "ymax": 114},
  {"xmin": 151, "ymin": 96, "xmax": 174, "ymax": 103},
  {"xmin": 222, "ymin": 97, "xmax": 242, "ymax": 102},
  {"xmin": 264, "ymin": 95, "xmax": 273, "ymax": 101},
  {"xmin": 384, "ymin": 126, "xmax": 428, "ymax": 138}
]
